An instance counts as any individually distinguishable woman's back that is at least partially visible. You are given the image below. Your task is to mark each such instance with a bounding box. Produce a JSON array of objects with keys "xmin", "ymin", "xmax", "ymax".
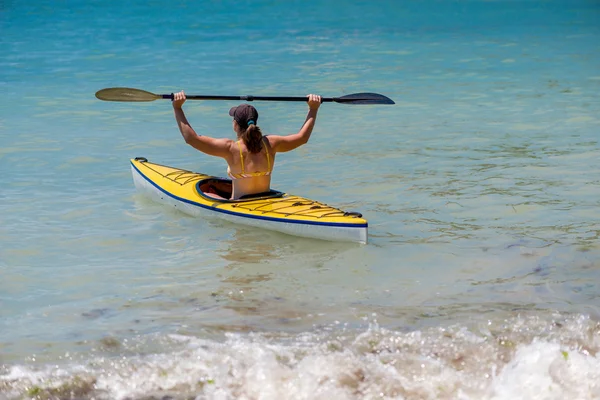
[{"xmin": 227, "ymin": 137, "xmax": 275, "ymax": 199}]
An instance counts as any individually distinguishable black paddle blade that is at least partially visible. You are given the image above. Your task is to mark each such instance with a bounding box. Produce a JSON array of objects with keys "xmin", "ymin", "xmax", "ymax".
[{"xmin": 333, "ymin": 92, "xmax": 395, "ymax": 105}]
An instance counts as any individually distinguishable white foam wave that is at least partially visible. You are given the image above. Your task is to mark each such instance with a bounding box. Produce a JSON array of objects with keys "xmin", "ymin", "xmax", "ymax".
[{"xmin": 2, "ymin": 316, "xmax": 599, "ymax": 400}]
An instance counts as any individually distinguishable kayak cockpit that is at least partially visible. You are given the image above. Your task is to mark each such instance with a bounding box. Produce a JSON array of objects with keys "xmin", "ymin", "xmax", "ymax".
[{"xmin": 196, "ymin": 178, "xmax": 284, "ymax": 202}]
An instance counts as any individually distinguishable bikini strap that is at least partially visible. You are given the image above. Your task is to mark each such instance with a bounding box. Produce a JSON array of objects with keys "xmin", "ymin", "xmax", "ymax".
[
  {"xmin": 237, "ymin": 140, "xmax": 245, "ymax": 174},
  {"xmin": 263, "ymin": 137, "xmax": 271, "ymax": 171}
]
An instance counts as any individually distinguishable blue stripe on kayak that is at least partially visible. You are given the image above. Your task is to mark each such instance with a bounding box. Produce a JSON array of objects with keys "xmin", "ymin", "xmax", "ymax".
[{"xmin": 131, "ymin": 161, "xmax": 368, "ymax": 229}]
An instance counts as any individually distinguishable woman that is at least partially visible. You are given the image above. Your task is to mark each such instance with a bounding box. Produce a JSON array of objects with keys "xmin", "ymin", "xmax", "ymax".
[{"xmin": 172, "ymin": 91, "xmax": 322, "ymax": 200}]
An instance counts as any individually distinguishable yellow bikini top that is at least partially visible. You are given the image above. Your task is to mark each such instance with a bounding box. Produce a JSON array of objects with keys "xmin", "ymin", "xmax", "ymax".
[{"xmin": 227, "ymin": 137, "xmax": 272, "ymax": 180}]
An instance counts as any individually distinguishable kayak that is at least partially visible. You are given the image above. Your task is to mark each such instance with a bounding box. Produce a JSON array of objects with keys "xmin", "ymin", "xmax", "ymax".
[{"xmin": 130, "ymin": 157, "xmax": 368, "ymax": 243}]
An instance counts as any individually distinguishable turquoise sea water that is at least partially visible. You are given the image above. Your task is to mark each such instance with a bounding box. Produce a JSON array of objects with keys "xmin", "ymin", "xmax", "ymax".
[{"xmin": 2, "ymin": 1, "xmax": 600, "ymax": 399}]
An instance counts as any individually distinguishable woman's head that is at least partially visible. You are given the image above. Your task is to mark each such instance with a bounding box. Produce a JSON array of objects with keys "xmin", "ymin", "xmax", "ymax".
[{"xmin": 229, "ymin": 104, "xmax": 263, "ymax": 153}]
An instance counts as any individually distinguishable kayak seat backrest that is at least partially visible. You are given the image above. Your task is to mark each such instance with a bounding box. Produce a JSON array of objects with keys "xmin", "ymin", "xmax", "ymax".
[
  {"xmin": 196, "ymin": 179, "xmax": 284, "ymax": 202},
  {"xmin": 239, "ymin": 190, "xmax": 283, "ymax": 200}
]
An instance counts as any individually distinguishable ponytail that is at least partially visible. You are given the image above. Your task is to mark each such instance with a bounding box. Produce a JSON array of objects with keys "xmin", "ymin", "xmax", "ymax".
[{"xmin": 242, "ymin": 124, "xmax": 263, "ymax": 153}]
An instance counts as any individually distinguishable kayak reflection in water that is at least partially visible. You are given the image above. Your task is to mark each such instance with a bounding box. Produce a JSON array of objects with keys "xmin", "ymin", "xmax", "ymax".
[{"xmin": 172, "ymin": 91, "xmax": 322, "ymax": 200}]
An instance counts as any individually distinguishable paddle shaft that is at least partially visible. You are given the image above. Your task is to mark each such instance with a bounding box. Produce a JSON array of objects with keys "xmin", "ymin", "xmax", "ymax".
[{"xmin": 167, "ymin": 94, "xmax": 358, "ymax": 103}]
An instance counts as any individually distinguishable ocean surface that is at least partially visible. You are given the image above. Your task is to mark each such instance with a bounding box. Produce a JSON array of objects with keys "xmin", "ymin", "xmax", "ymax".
[{"xmin": 1, "ymin": 0, "xmax": 600, "ymax": 399}]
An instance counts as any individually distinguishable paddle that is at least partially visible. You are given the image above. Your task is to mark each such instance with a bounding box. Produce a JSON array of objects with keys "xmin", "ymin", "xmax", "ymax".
[{"xmin": 95, "ymin": 87, "xmax": 395, "ymax": 105}]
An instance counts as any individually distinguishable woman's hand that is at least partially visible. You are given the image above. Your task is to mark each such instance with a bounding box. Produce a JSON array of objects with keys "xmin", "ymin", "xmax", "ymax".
[
  {"xmin": 172, "ymin": 90, "xmax": 186, "ymax": 109},
  {"xmin": 307, "ymin": 94, "xmax": 322, "ymax": 111}
]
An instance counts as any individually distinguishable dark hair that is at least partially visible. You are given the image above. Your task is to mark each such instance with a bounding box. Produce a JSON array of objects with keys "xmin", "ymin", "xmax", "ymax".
[{"xmin": 241, "ymin": 124, "xmax": 263, "ymax": 153}]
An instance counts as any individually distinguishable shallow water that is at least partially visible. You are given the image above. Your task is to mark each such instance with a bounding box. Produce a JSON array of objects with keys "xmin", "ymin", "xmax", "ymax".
[{"xmin": 1, "ymin": 0, "xmax": 600, "ymax": 399}]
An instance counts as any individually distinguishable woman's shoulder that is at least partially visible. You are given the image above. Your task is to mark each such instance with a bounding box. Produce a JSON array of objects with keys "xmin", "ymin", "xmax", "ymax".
[
  {"xmin": 262, "ymin": 134, "xmax": 289, "ymax": 153},
  {"xmin": 262, "ymin": 134, "xmax": 280, "ymax": 145},
  {"xmin": 261, "ymin": 134, "xmax": 273, "ymax": 145}
]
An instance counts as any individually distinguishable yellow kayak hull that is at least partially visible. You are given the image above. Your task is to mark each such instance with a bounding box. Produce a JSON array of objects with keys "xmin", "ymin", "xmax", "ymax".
[{"xmin": 130, "ymin": 158, "xmax": 368, "ymax": 243}]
